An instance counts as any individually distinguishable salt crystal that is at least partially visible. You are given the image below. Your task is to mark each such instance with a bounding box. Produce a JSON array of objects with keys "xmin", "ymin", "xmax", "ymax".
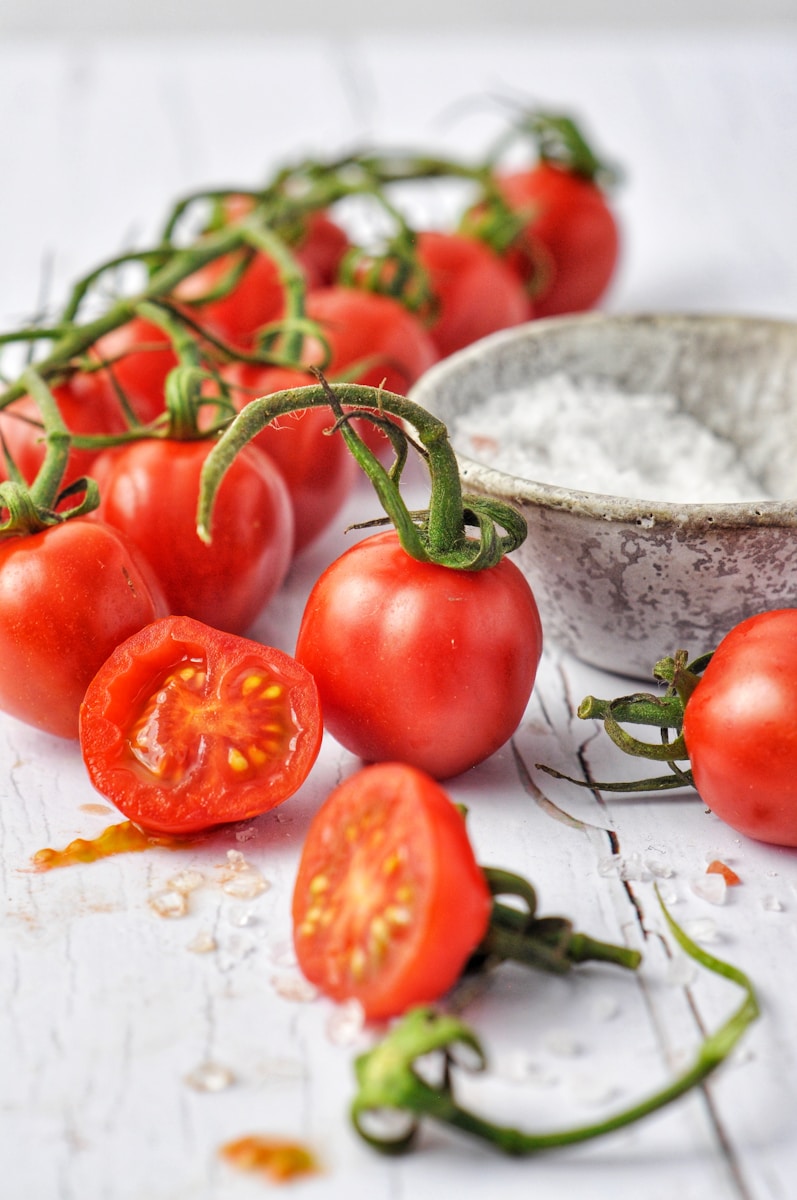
[
  {"xmin": 268, "ymin": 939, "xmax": 298, "ymax": 968},
  {"xmin": 271, "ymin": 972, "xmax": 319, "ymax": 1003},
  {"xmin": 657, "ymin": 884, "xmax": 680, "ymax": 906},
  {"xmin": 568, "ymin": 1073, "xmax": 623, "ymax": 1106},
  {"xmin": 149, "ymin": 888, "xmax": 189, "ymax": 918},
  {"xmin": 597, "ymin": 855, "xmax": 622, "ymax": 877},
  {"xmin": 497, "ymin": 1051, "xmax": 559, "ymax": 1087},
  {"xmin": 222, "ymin": 871, "xmax": 270, "ymax": 900},
  {"xmin": 544, "ymin": 1030, "xmax": 584, "ymax": 1058},
  {"xmin": 682, "ymin": 917, "xmax": 720, "ymax": 944},
  {"xmin": 590, "ymin": 994, "xmax": 621, "ymax": 1022},
  {"xmin": 234, "ymin": 827, "xmax": 256, "ymax": 843},
  {"xmin": 763, "ymin": 895, "xmax": 784, "ymax": 912},
  {"xmin": 618, "ymin": 854, "xmax": 651, "ymax": 882},
  {"xmin": 225, "ymin": 906, "xmax": 259, "ymax": 928},
  {"xmin": 646, "ymin": 859, "xmax": 675, "ymax": 880},
  {"xmin": 666, "ymin": 955, "xmax": 698, "ymax": 987},
  {"xmin": 326, "ymin": 1000, "xmax": 365, "ymax": 1046},
  {"xmin": 168, "ymin": 869, "xmax": 205, "ymax": 894},
  {"xmin": 690, "ymin": 874, "xmax": 727, "ymax": 905},
  {"xmin": 187, "ymin": 930, "xmax": 217, "ymax": 954},
  {"xmin": 184, "ymin": 1061, "xmax": 235, "ymax": 1092}
]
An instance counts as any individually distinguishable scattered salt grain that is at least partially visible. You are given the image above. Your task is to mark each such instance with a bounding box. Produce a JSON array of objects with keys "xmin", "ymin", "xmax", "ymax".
[
  {"xmin": 168, "ymin": 869, "xmax": 205, "ymax": 895},
  {"xmin": 690, "ymin": 874, "xmax": 728, "ymax": 906},
  {"xmin": 666, "ymin": 955, "xmax": 698, "ymax": 987},
  {"xmin": 495, "ymin": 1051, "xmax": 559, "ymax": 1087},
  {"xmin": 452, "ymin": 373, "xmax": 767, "ymax": 503},
  {"xmin": 225, "ymin": 906, "xmax": 259, "ymax": 928},
  {"xmin": 218, "ymin": 852, "xmax": 270, "ymax": 899},
  {"xmin": 268, "ymin": 939, "xmax": 298, "ymax": 968},
  {"xmin": 149, "ymin": 888, "xmax": 189, "ymax": 919},
  {"xmin": 681, "ymin": 917, "xmax": 720, "ymax": 944},
  {"xmin": 326, "ymin": 1000, "xmax": 366, "ymax": 1046},
  {"xmin": 234, "ymin": 826, "xmax": 257, "ymax": 843},
  {"xmin": 184, "ymin": 1062, "xmax": 236, "ymax": 1093},
  {"xmin": 568, "ymin": 1072, "xmax": 623, "ymax": 1107},
  {"xmin": 544, "ymin": 1030, "xmax": 584, "ymax": 1058},
  {"xmin": 646, "ymin": 859, "xmax": 675, "ymax": 880},
  {"xmin": 271, "ymin": 972, "xmax": 319, "ymax": 1003},
  {"xmin": 187, "ymin": 930, "xmax": 217, "ymax": 954},
  {"xmin": 763, "ymin": 895, "xmax": 785, "ymax": 913}
]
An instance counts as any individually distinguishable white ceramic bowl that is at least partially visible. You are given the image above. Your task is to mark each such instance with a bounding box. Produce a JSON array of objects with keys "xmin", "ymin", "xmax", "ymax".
[{"xmin": 410, "ymin": 312, "xmax": 797, "ymax": 679}]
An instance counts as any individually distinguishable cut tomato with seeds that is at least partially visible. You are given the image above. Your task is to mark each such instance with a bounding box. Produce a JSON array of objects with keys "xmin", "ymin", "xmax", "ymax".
[
  {"xmin": 291, "ymin": 762, "xmax": 492, "ymax": 1021},
  {"xmin": 80, "ymin": 615, "xmax": 322, "ymax": 834}
]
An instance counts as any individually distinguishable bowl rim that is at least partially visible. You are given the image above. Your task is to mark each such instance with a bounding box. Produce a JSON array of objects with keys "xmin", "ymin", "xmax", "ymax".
[{"xmin": 409, "ymin": 311, "xmax": 797, "ymax": 530}]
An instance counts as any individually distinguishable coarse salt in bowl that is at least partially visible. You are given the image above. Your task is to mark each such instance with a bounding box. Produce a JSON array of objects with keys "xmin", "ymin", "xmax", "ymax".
[{"xmin": 409, "ymin": 312, "xmax": 797, "ymax": 679}]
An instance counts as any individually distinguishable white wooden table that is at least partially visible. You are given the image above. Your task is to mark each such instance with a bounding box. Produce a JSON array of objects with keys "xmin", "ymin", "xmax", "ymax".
[{"xmin": 2, "ymin": 27, "xmax": 797, "ymax": 1200}]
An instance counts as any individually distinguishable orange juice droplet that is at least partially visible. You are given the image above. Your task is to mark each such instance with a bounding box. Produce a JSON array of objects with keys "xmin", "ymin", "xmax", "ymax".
[
  {"xmin": 32, "ymin": 821, "xmax": 188, "ymax": 871},
  {"xmin": 220, "ymin": 1135, "xmax": 319, "ymax": 1183}
]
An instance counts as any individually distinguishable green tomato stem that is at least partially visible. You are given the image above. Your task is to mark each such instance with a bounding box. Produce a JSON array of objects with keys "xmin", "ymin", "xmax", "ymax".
[
  {"xmin": 197, "ymin": 379, "xmax": 526, "ymax": 570},
  {"xmin": 351, "ymin": 888, "xmax": 758, "ymax": 1156}
]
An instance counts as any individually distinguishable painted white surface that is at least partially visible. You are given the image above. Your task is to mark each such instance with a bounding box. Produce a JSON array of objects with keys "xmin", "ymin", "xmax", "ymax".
[{"xmin": 1, "ymin": 28, "xmax": 797, "ymax": 1200}]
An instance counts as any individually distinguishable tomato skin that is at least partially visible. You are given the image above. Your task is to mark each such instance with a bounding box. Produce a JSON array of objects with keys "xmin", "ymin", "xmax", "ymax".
[
  {"xmin": 0, "ymin": 519, "xmax": 168, "ymax": 739},
  {"xmin": 0, "ymin": 373, "xmax": 130, "ymax": 491},
  {"xmin": 220, "ymin": 363, "xmax": 358, "ymax": 553},
  {"xmin": 683, "ymin": 609, "xmax": 797, "ymax": 847},
  {"xmin": 91, "ymin": 316, "xmax": 178, "ymax": 424},
  {"xmin": 293, "ymin": 211, "xmax": 349, "ymax": 286},
  {"xmin": 295, "ymin": 531, "xmax": 543, "ymax": 779},
  {"xmin": 292, "ymin": 762, "xmax": 492, "ymax": 1020},
  {"xmin": 499, "ymin": 162, "xmax": 620, "ymax": 316},
  {"xmin": 416, "ymin": 230, "xmax": 532, "ymax": 357},
  {"xmin": 80, "ymin": 615, "xmax": 322, "ymax": 834},
  {"xmin": 93, "ymin": 437, "xmax": 294, "ymax": 634},
  {"xmin": 305, "ymin": 286, "xmax": 438, "ymax": 395}
]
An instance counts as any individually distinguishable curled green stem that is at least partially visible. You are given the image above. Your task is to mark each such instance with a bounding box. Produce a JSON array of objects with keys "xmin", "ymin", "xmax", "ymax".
[
  {"xmin": 351, "ymin": 888, "xmax": 759, "ymax": 1156},
  {"xmin": 197, "ymin": 379, "xmax": 526, "ymax": 570}
]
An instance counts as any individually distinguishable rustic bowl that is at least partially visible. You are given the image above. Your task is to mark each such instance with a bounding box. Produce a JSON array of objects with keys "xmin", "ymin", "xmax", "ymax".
[{"xmin": 409, "ymin": 312, "xmax": 797, "ymax": 679}]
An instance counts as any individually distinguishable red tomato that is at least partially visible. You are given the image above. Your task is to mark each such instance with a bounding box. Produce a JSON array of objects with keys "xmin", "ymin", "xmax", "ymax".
[
  {"xmin": 304, "ymin": 287, "xmax": 438, "ymax": 456},
  {"xmin": 93, "ymin": 437, "xmax": 294, "ymax": 634},
  {"xmin": 0, "ymin": 373, "xmax": 129, "ymax": 491},
  {"xmin": 293, "ymin": 211, "xmax": 349, "ymax": 286},
  {"xmin": 0, "ymin": 519, "xmax": 167, "ymax": 738},
  {"xmin": 220, "ymin": 363, "xmax": 358, "ymax": 554},
  {"xmin": 178, "ymin": 248, "xmax": 313, "ymax": 352},
  {"xmin": 683, "ymin": 609, "xmax": 797, "ymax": 847},
  {"xmin": 499, "ymin": 162, "xmax": 620, "ymax": 316},
  {"xmin": 416, "ymin": 231, "xmax": 532, "ymax": 357},
  {"xmin": 91, "ymin": 316, "xmax": 178, "ymax": 424},
  {"xmin": 295, "ymin": 530, "xmax": 543, "ymax": 779},
  {"xmin": 292, "ymin": 762, "xmax": 492, "ymax": 1020},
  {"xmin": 80, "ymin": 614, "xmax": 322, "ymax": 833}
]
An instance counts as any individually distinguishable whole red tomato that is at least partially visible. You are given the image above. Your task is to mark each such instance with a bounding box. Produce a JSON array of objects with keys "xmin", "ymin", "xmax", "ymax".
[
  {"xmin": 93, "ymin": 437, "xmax": 294, "ymax": 634},
  {"xmin": 80, "ymin": 614, "xmax": 322, "ymax": 834},
  {"xmin": 295, "ymin": 530, "xmax": 543, "ymax": 779},
  {"xmin": 220, "ymin": 363, "xmax": 358, "ymax": 554},
  {"xmin": 499, "ymin": 161, "xmax": 620, "ymax": 316},
  {"xmin": 416, "ymin": 230, "xmax": 532, "ymax": 357},
  {"xmin": 0, "ymin": 519, "xmax": 168, "ymax": 738},
  {"xmin": 293, "ymin": 211, "xmax": 349, "ymax": 286},
  {"xmin": 292, "ymin": 762, "xmax": 492, "ymax": 1020},
  {"xmin": 91, "ymin": 315, "xmax": 179, "ymax": 424},
  {"xmin": 304, "ymin": 286, "xmax": 438, "ymax": 456},
  {"xmin": 683, "ymin": 609, "xmax": 797, "ymax": 847},
  {"xmin": 0, "ymin": 372, "xmax": 136, "ymax": 492}
]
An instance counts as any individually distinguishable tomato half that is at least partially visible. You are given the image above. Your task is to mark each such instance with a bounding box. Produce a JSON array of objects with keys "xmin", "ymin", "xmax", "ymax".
[
  {"xmin": 295, "ymin": 530, "xmax": 543, "ymax": 779},
  {"xmin": 499, "ymin": 162, "xmax": 620, "ymax": 316},
  {"xmin": 683, "ymin": 609, "xmax": 797, "ymax": 847},
  {"xmin": 292, "ymin": 762, "xmax": 492, "ymax": 1020},
  {"xmin": 80, "ymin": 615, "xmax": 322, "ymax": 833},
  {"xmin": 415, "ymin": 230, "xmax": 532, "ymax": 357},
  {"xmin": 0, "ymin": 519, "xmax": 168, "ymax": 738},
  {"xmin": 93, "ymin": 437, "xmax": 294, "ymax": 634},
  {"xmin": 220, "ymin": 363, "xmax": 358, "ymax": 554}
]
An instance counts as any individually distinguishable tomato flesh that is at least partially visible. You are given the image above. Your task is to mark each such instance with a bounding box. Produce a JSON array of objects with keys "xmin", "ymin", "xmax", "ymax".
[
  {"xmin": 80, "ymin": 615, "xmax": 322, "ymax": 833},
  {"xmin": 292, "ymin": 762, "xmax": 492, "ymax": 1020}
]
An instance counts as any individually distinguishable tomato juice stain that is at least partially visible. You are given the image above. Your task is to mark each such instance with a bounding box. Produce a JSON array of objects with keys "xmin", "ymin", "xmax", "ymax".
[
  {"xmin": 31, "ymin": 819, "xmax": 193, "ymax": 871},
  {"xmin": 220, "ymin": 1135, "xmax": 319, "ymax": 1183}
]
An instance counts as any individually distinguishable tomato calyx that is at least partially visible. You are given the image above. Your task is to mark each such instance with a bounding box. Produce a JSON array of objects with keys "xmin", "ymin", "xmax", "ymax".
[
  {"xmin": 537, "ymin": 648, "xmax": 714, "ymax": 795},
  {"xmin": 471, "ymin": 867, "xmax": 641, "ymax": 976},
  {"xmin": 351, "ymin": 891, "xmax": 759, "ymax": 1158}
]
